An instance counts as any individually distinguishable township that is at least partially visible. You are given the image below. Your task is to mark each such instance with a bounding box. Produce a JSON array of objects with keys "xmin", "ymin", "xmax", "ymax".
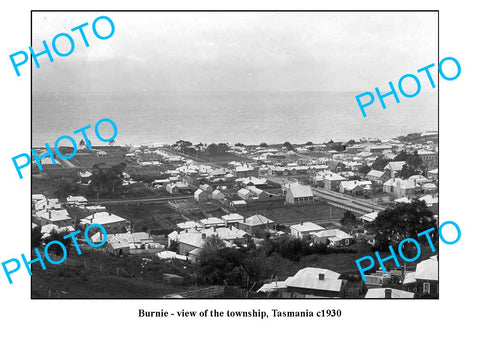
[{"xmin": 31, "ymin": 131, "xmax": 438, "ymax": 298}]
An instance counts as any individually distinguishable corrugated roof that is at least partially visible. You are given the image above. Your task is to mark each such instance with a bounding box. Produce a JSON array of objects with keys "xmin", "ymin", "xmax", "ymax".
[
  {"xmin": 244, "ymin": 214, "xmax": 273, "ymax": 226},
  {"xmin": 290, "ymin": 222, "xmax": 325, "ymax": 233},
  {"xmin": 287, "ymin": 183, "xmax": 313, "ymax": 198},
  {"xmin": 286, "ymin": 267, "xmax": 343, "ymax": 293},
  {"xmin": 415, "ymin": 257, "xmax": 438, "ymax": 281},
  {"xmin": 365, "ymin": 288, "xmax": 414, "ymax": 298}
]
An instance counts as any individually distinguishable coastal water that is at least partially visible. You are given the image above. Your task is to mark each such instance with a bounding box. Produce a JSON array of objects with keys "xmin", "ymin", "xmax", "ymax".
[{"xmin": 33, "ymin": 91, "xmax": 437, "ymax": 146}]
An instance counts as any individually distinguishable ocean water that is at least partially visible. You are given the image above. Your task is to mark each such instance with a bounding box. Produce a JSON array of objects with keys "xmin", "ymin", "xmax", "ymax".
[{"xmin": 32, "ymin": 91, "xmax": 438, "ymax": 146}]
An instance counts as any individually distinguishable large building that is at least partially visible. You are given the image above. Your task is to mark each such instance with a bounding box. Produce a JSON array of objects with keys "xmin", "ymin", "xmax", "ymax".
[{"xmin": 285, "ymin": 183, "xmax": 314, "ymax": 204}]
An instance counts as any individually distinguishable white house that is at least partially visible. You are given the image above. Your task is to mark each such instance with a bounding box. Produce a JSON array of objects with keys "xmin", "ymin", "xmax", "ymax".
[
  {"xmin": 285, "ymin": 183, "xmax": 314, "ymax": 204},
  {"xmin": 290, "ymin": 222, "xmax": 325, "ymax": 240}
]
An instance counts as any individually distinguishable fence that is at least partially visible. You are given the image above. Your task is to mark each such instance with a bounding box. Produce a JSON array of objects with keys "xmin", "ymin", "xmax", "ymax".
[{"xmin": 172, "ymin": 286, "xmax": 225, "ymax": 298}]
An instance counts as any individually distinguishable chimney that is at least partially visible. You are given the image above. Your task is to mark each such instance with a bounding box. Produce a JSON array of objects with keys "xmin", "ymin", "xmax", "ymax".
[
  {"xmin": 385, "ymin": 288, "xmax": 392, "ymax": 299},
  {"xmin": 300, "ymin": 221, "xmax": 303, "ymax": 225},
  {"xmin": 318, "ymin": 273, "xmax": 325, "ymax": 280},
  {"xmin": 185, "ymin": 229, "xmax": 188, "ymax": 233},
  {"xmin": 109, "ymin": 212, "xmax": 112, "ymax": 216},
  {"xmin": 213, "ymin": 226, "xmax": 217, "ymax": 232},
  {"xmin": 202, "ymin": 233, "xmax": 206, "ymax": 240},
  {"xmin": 49, "ymin": 211, "xmax": 52, "ymax": 219},
  {"xmin": 229, "ymin": 225, "xmax": 232, "ymax": 230}
]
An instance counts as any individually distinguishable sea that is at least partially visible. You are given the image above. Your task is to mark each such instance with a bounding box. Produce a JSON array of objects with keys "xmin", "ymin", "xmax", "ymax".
[{"xmin": 32, "ymin": 91, "xmax": 438, "ymax": 147}]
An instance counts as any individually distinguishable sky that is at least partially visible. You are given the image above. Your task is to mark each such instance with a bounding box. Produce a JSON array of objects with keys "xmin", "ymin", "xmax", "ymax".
[{"xmin": 32, "ymin": 11, "xmax": 438, "ymax": 93}]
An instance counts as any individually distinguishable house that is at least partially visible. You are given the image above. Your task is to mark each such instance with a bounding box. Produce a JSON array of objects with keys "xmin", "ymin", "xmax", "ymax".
[
  {"xmin": 367, "ymin": 144, "xmax": 393, "ymax": 154},
  {"xmin": 312, "ymin": 229, "xmax": 353, "ymax": 247},
  {"xmin": 199, "ymin": 217, "xmax": 225, "ymax": 229},
  {"xmin": 78, "ymin": 170, "xmax": 92, "ymax": 184},
  {"xmin": 157, "ymin": 251, "xmax": 188, "ymax": 261},
  {"xmin": 166, "ymin": 183, "xmax": 180, "ymax": 194},
  {"xmin": 238, "ymin": 214, "xmax": 274, "ymax": 235},
  {"xmin": 230, "ymin": 200, "xmax": 247, "ymax": 209},
  {"xmin": 40, "ymin": 223, "xmax": 75, "ymax": 238},
  {"xmin": 176, "ymin": 220, "xmax": 202, "ymax": 230},
  {"xmin": 323, "ymin": 172, "xmax": 346, "ymax": 191},
  {"xmin": 211, "ymin": 189, "xmax": 226, "ymax": 201},
  {"xmin": 427, "ymin": 168, "xmax": 438, "ymax": 181},
  {"xmin": 237, "ymin": 188, "xmax": 254, "ymax": 201},
  {"xmin": 365, "ymin": 288, "xmax": 414, "ymax": 299},
  {"xmin": 194, "ymin": 189, "xmax": 208, "ymax": 203},
  {"xmin": 38, "ymin": 209, "xmax": 73, "ymax": 227},
  {"xmin": 417, "ymin": 150, "xmax": 438, "ymax": 170},
  {"xmin": 221, "ymin": 213, "xmax": 244, "ymax": 227},
  {"xmin": 360, "ymin": 211, "xmax": 379, "ymax": 224},
  {"xmin": 240, "ymin": 176, "xmax": 268, "ymax": 188},
  {"xmin": 247, "ymin": 186, "xmax": 270, "ymax": 201},
  {"xmin": 383, "ymin": 178, "xmax": 416, "ymax": 198},
  {"xmin": 339, "ymin": 180, "xmax": 372, "ymax": 196},
  {"xmin": 290, "ymin": 222, "xmax": 325, "ymax": 240},
  {"xmin": 404, "ymin": 256, "xmax": 438, "ymax": 296},
  {"xmin": 33, "ymin": 197, "xmax": 61, "ymax": 212},
  {"xmin": 170, "ymin": 227, "xmax": 246, "ymax": 255},
  {"xmin": 285, "ymin": 183, "xmax": 314, "ymax": 204},
  {"xmin": 384, "ymin": 161, "xmax": 406, "ymax": 178},
  {"xmin": 327, "ymin": 161, "xmax": 346, "ymax": 173},
  {"xmin": 99, "ymin": 231, "xmax": 161, "ymax": 256},
  {"xmin": 419, "ymin": 194, "xmax": 439, "ymax": 214},
  {"xmin": 234, "ymin": 165, "xmax": 257, "ymax": 178},
  {"xmin": 66, "ymin": 195, "xmax": 88, "ymax": 207},
  {"xmin": 199, "ymin": 184, "xmax": 214, "ymax": 193},
  {"xmin": 366, "ymin": 169, "xmax": 389, "ymax": 184},
  {"xmin": 284, "ymin": 267, "xmax": 346, "ymax": 298},
  {"xmin": 80, "ymin": 211, "xmax": 131, "ymax": 233},
  {"xmin": 152, "ymin": 178, "xmax": 170, "ymax": 188},
  {"xmin": 421, "ymin": 182, "xmax": 437, "ymax": 194}
]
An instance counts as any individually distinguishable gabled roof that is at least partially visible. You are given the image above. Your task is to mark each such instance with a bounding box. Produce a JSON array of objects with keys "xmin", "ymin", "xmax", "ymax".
[
  {"xmin": 200, "ymin": 217, "xmax": 225, "ymax": 225},
  {"xmin": 366, "ymin": 169, "xmax": 386, "ymax": 178},
  {"xmin": 415, "ymin": 256, "xmax": 438, "ymax": 281},
  {"xmin": 360, "ymin": 211, "xmax": 379, "ymax": 223},
  {"xmin": 176, "ymin": 221, "xmax": 201, "ymax": 230},
  {"xmin": 385, "ymin": 161, "xmax": 406, "ymax": 172},
  {"xmin": 80, "ymin": 211, "xmax": 127, "ymax": 225},
  {"xmin": 221, "ymin": 213, "xmax": 244, "ymax": 222},
  {"xmin": 313, "ymin": 229, "xmax": 352, "ymax": 240},
  {"xmin": 286, "ymin": 267, "xmax": 343, "ymax": 292},
  {"xmin": 38, "ymin": 209, "xmax": 72, "ymax": 222},
  {"xmin": 365, "ymin": 288, "xmax": 414, "ymax": 299},
  {"xmin": 287, "ymin": 183, "xmax": 313, "ymax": 198},
  {"xmin": 244, "ymin": 214, "xmax": 273, "ymax": 226},
  {"xmin": 290, "ymin": 222, "xmax": 325, "ymax": 233}
]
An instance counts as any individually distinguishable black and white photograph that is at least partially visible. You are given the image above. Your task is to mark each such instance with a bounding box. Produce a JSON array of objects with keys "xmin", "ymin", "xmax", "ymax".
[{"xmin": 29, "ymin": 11, "xmax": 440, "ymax": 299}]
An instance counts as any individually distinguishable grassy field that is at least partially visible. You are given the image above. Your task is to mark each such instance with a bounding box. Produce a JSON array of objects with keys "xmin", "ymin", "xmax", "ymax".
[
  {"xmin": 31, "ymin": 247, "xmax": 192, "ymax": 298},
  {"xmin": 237, "ymin": 201, "xmax": 346, "ymax": 224}
]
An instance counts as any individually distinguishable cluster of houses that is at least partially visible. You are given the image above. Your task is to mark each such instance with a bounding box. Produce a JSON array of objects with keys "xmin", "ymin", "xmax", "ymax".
[{"xmin": 256, "ymin": 255, "xmax": 438, "ymax": 298}]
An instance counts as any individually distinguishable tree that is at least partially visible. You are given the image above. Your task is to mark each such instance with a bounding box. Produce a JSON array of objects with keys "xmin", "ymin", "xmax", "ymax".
[
  {"xmin": 79, "ymin": 139, "xmax": 86, "ymax": 147},
  {"xmin": 89, "ymin": 162, "xmax": 126, "ymax": 197},
  {"xmin": 206, "ymin": 143, "xmax": 229, "ymax": 155},
  {"xmin": 358, "ymin": 164, "xmax": 372, "ymax": 174},
  {"xmin": 372, "ymin": 157, "xmax": 389, "ymax": 171},
  {"xmin": 108, "ymin": 139, "xmax": 116, "ymax": 146},
  {"xmin": 305, "ymin": 141, "xmax": 313, "ymax": 146},
  {"xmin": 283, "ymin": 141, "xmax": 295, "ymax": 151},
  {"xmin": 43, "ymin": 230, "xmax": 73, "ymax": 256},
  {"xmin": 394, "ymin": 150, "xmax": 423, "ymax": 170},
  {"xmin": 259, "ymin": 142, "xmax": 268, "ymax": 148},
  {"xmin": 398, "ymin": 164, "xmax": 417, "ymax": 179},
  {"xmin": 32, "ymin": 225, "xmax": 43, "ymax": 248},
  {"xmin": 341, "ymin": 211, "xmax": 357, "ymax": 227},
  {"xmin": 371, "ymin": 200, "xmax": 438, "ymax": 251}
]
